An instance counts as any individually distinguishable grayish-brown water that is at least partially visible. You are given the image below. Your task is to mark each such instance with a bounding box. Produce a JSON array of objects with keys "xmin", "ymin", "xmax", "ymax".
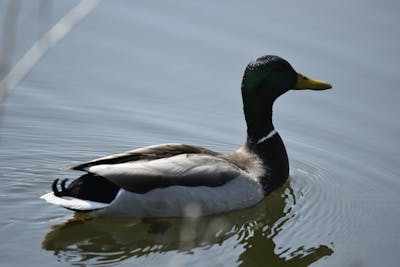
[{"xmin": 1, "ymin": 0, "xmax": 399, "ymax": 266}]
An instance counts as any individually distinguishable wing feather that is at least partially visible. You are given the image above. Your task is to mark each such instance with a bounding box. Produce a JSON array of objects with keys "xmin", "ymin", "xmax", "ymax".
[
  {"xmin": 64, "ymin": 143, "xmax": 219, "ymax": 171},
  {"xmin": 85, "ymin": 154, "xmax": 242, "ymax": 193},
  {"xmin": 62, "ymin": 144, "xmax": 240, "ymax": 193}
]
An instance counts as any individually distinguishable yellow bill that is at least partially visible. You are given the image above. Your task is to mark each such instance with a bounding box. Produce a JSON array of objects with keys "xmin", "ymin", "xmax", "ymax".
[{"xmin": 295, "ymin": 72, "xmax": 332, "ymax": 90}]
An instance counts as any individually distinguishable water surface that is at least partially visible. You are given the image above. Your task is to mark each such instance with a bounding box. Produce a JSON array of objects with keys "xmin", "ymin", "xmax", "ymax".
[{"xmin": 1, "ymin": 0, "xmax": 399, "ymax": 266}]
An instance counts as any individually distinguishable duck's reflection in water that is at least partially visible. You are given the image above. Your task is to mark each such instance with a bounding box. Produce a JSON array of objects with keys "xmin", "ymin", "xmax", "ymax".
[{"xmin": 42, "ymin": 182, "xmax": 333, "ymax": 266}]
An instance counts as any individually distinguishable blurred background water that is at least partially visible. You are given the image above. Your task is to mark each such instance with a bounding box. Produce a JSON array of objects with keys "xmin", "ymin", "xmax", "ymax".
[{"xmin": 0, "ymin": 0, "xmax": 399, "ymax": 266}]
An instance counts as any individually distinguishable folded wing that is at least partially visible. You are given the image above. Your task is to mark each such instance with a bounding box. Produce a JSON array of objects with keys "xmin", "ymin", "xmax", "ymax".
[{"xmin": 65, "ymin": 144, "xmax": 242, "ymax": 193}]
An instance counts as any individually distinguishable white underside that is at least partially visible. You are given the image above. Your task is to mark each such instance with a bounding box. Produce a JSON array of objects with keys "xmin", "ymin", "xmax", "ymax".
[{"xmin": 40, "ymin": 175, "xmax": 264, "ymax": 218}]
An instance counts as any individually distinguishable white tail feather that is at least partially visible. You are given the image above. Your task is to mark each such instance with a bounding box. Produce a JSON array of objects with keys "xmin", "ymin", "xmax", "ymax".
[{"xmin": 40, "ymin": 192, "xmax": 110, "ymax": 211}]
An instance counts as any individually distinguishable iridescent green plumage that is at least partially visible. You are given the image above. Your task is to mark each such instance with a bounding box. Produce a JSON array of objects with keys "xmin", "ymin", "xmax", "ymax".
[{"xmin": 242, "ymin": 55, "xmax": 331, "ymax": 141}]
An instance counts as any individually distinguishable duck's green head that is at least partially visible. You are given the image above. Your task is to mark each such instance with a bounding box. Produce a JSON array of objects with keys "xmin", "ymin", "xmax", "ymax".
[
  {"xmin": 241, "ymin": 55, "xmax": 332, "ymax": 100},
  {"xmin": 241, "ymin": 55, "xmax": 332, "ymax": 139}
]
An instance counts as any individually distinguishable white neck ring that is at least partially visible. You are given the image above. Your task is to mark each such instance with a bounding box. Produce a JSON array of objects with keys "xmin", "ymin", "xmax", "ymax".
[{"xmin": 257, "ymin": 129, "xmax": 277, "ymax": 144}]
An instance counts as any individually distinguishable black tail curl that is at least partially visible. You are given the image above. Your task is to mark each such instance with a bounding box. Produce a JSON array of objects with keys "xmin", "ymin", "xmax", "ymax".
[
  {"xmin": 51, "ymin": 173, "xmax": 120, "ymax": 203},
  {"xmin": 52, "ymin": 178, "xmax": 69, "ymax": 197}
]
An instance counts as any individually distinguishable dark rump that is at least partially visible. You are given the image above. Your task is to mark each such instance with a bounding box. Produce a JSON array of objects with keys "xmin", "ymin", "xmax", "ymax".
[{"xmin": 52, "ymin": 173, "xmax": 120, "ymax": 203}]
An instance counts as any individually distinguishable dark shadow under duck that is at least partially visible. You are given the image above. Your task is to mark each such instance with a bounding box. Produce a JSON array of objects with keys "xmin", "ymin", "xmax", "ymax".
[{"xmin": 41, "ymin": 55, "xmax": 332, "ymax": 217}]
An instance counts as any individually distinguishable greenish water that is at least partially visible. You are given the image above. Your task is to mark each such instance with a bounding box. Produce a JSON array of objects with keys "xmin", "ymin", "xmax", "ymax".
[{"xmin": 1, "ymin": 0, "xmax": 399, "ymax": 266}]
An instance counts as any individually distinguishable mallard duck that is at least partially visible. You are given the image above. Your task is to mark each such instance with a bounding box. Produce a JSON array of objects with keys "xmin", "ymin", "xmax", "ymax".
[{"xmin": 41, "ymin": 55, "xmax": 331, "ymax": 218}]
